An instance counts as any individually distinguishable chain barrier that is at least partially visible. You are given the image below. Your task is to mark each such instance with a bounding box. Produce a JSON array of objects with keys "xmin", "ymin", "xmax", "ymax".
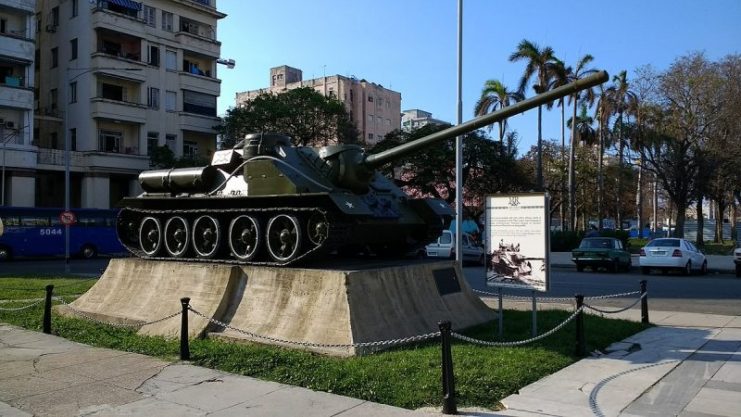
[
  {"xmin": 54, "ymin": 296, "xmax": 181, "ymax": 328},
  {"xmin": 584, "ymin": 292, "xmax": 647, "ymax": 315},
  {"xmin": 188, "ymin": 306, "xmax": 441, "ymax": 349},
  {"xmin": 450, "ymin": 306, "xmax": 584, "ymax": 347},
  {"xmin": 0, "ymin": 298, "xmax": 45, "ymax": 312},
  {"xmin": 473, "ymin": 289, "xmax": 640, "ymax": 303}
]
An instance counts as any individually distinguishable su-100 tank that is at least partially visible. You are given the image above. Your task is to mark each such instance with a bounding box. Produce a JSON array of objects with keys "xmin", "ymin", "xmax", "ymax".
[{"xmin": 116, "ymin": 71, "xmax": 608, "ymax": 266}]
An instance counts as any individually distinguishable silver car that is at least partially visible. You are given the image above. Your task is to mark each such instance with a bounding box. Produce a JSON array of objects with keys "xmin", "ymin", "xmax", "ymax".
[
  {"xmin": 639, "ymin": 238, "xmax": 707, "ymax": 275},
  {"xmin": 426, "ymin": 230, "xmax": 484, "ymax": 265}
]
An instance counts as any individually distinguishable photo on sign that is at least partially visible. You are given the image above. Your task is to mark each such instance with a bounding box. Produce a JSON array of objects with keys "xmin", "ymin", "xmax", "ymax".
[{"xmin": 484, "ymin": 193, "xmax": 550, "ymax": 292}]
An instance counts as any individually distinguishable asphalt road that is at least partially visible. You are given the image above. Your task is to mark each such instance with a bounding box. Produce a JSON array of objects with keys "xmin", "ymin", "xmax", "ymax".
[{"xmin": 1, "ymin": 258, "xmax": 739, "ymax": 316}]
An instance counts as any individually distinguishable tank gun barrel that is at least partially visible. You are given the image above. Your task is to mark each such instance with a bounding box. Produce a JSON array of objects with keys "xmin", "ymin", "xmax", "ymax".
[{"xmin": 364, "ymin": 70, "xmax": 609, "ymax": 169}]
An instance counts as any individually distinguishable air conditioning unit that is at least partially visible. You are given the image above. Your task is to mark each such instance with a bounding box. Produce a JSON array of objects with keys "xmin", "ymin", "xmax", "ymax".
[
  {"xmin": 5, "ymin": 121, "xmax": 15, "ymax": 129},
  {"xmin": 45, "ymin": 24, "xmax": 56, "ymax": 33}
]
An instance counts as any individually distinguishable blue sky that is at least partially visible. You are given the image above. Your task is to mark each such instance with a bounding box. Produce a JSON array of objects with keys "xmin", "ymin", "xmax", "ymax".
[{"xmin": 216, "ymin": 0, "xmax": 740, "ymax": 154}]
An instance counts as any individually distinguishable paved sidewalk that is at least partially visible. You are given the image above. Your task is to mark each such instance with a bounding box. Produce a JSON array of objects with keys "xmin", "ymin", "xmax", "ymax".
[{"xmin": 2, "ymin": 310, "xmax": 740, "ymax": 416}]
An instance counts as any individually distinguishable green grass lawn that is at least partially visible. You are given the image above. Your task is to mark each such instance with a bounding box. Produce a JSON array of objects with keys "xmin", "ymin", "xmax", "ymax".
[{"xmin": 0, "ymin": 277, "xmax": 648, "ymax": 411}]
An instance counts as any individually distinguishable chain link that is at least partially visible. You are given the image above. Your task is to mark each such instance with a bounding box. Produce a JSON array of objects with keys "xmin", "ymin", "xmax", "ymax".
[
  {"xmin": 189, "ymin": 306, "xmax": 440, "ymax": 349},
  {"xmin": 54, "ymin": 296, "xmax": 181, "ymax": 328},
  {"xmin": 473, "ymin": 288, "xmax": 640, "ymax": 303},
  {"xmin": 0, "ymin": 298, "xmax": 45, "ymax": 312},
  {"xmin": 584, "ymin": 293, "xmax": 647, "ymax": 314},
  {"xmin": 451, "ymin": 306, "xmax": 585, "ymax": 347}
]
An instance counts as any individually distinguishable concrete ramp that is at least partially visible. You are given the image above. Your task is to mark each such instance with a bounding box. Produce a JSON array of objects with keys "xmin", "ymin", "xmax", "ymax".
[
  {"xmin": 218, "ymin": 261, "xmax": 495, "ymax": 356},
  {"xmin": 56, "ymin": 258, "xmax": 240, "ymax": 338}
]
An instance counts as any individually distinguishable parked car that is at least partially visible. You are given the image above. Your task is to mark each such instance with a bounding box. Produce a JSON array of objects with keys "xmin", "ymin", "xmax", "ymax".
[
  {"xmin": 734, "ymin": 242, "xmax": 741, "ymax": 277},
  {"xmin": 639, "ymin": 238, "xmax": 707, "ymax": 275},
  {"xmin": 571, "ymin": 237, "xmax": 632, "ymax": 272},
  {"xmin": 425, "ymin": 230, "xmax": 484, "ymax": 265}
]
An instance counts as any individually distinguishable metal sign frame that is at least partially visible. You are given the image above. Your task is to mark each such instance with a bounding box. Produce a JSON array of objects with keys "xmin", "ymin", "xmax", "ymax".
[{"xmin": 484, "ymin": 193, "xmax": 550, "ymax": 292}]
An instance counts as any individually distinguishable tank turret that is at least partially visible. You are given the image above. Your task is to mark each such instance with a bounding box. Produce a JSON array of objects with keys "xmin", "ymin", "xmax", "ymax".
[{"xmin": 116, "ymin": 71, "xmax": 608, "ymax": 265}]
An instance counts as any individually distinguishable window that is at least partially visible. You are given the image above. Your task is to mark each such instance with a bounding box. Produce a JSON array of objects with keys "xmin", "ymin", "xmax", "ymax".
[
  {"xmin": 50, "ymin": 88, "xmax": 58, "ymax": 111},
  {"xmin": 368, "ymin": 133, "xmax": 374, "ymax": 140},
  {"xmin": 147, "ymin": 132, "xmax": 159, "ymax": 155},
  {"xmin": 183, "ymin": 140, "xmax": 198, "ymax": 158},
  {"xmin": 143, "ymin": 5, "xmax": 156, "ymax": 27},
  {"xmin": 182, "ymin": 90, "xmax": 216, "ymax": 116},
  {"xmin": 99, "ymin": 130, "xmax": 122, "ymax": 153},
  {"xmin": 71, "ymin": 0, "xmax": 78, "ymax": 17},
  {"xmin": 101, "ymin": 83, "xmax": 124, "ymax": 101},
  {"xmin": 368, "ymin": 96, "xmax": 373, "ymax": 102},
  {"xmin": 165, "ymin": 90, "xmax": 177, "ymax": 111},
  {"xmin": 36, "ymin": 13, "xmax": 40, "ymax": 33},
  {"xmin": 69, "ymin": 81, "xmax": 77, "ymax": 103},
  {"xmin": 51, "ymin": 47, "xmax": 58, "ymax": 68},
  {"xmin": 368, "ymin": 115, "xmax": 374, "ymax": 124},
  {"xmin": 70, "ymin": 38, "xmax": 77, "ymax": 60},
  {"xmin": 1, "ymin": 19, "xmax": 5, "ymax": 34},
  {"xmin": 165, "ymin": 134, "xmax": 176, "ymax": 149},
  {"xmin": 161, "ymin": 11, "xmax": 173, "ymax": 32},
  {"xmin": 147, "ymin": 87, "xmax": 160, "ymax": 109},
  {"xmin": 51, "ymin": 7, "xmax": 59, "ymax": 26},
  {"xmin": 165, "ymin": 50, "xmax": 177, "ymax": 70},
  {"xmin": 70, "ymin": 128, "xmax": 76, "ymax": 151},
  {"xmin": 148, "ymin": 45, "xmax": 160, "ymax": 66}
]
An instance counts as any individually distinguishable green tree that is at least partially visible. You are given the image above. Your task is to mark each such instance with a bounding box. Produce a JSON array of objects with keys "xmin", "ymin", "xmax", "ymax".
[
  {"xmin": 566, "ymin": 55, "xmax": 598, "ymax": 231},
  {"xmin": 473, "ymin": 79, "xmax": 524, "ymax": 155},
  {"xmin": 509, "ymin": 39, "xmax": 560, "ymax": 190},
  {"xmin": 604, "ymin": 70, "xmax": 638, "ymax": 229},
  {"xmin": 218, "ymin": 87, "xmax": 359, "ymax": 148}
]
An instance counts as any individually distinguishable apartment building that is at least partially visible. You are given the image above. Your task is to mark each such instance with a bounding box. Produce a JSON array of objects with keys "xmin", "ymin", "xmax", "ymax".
[
  {"xmin": 29, "ymin": 0, "xmax": 225, "ymax": 209},
  {"xmin": 235, "ymin": 65, "xmax": 401, "ymax": 145},
  {"xmin": 401, "ymin": 109, "xmax": 447, "ymax": 132},
  {"xmin": 0, "ymin": 0, "xmax": 36, "ymax": 206}
]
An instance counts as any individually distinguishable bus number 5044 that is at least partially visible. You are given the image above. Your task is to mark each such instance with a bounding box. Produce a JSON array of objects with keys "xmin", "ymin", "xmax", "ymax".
[{"xmin": 40, "ymin": 228, "xmax": 63, "ymax": 236}]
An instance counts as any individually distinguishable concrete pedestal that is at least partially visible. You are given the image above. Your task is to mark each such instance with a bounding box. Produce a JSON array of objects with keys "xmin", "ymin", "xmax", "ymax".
[{"xmin": 59, "ymin": 258, "xmax": 495, "ymax": 356}]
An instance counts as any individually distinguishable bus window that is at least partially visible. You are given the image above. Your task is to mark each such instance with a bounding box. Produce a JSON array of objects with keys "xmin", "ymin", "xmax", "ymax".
[{"xmin": 21, "ymin": 216, "xmax": 51, "ymax": 227}]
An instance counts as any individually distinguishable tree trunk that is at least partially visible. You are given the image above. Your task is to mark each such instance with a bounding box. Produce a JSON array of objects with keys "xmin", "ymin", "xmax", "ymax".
[
  {"xmin": 616, "ymin": 113, "xmax": 624, "ymax": 230},
  {"xmin": 696, "ymin": 198, "xmax": 704, "ymax": 247},
  {"xmin": 636, "ymin": 157, "xmax": 643, "ymax": 238},
  {"xmin": 732, "ymin": 203, "xmax": 738, "ymax": 242},
  {"xmin": 568, "ymin": 95, "xmax": 577, "ymax": 232},
  {"xmin": 560, "ymin": 101, "xmax": 566, "ymax": 231},
  {"xmin": 598, "ymin": 123, "xmax": 604, "ymax": 230},
  {"xmin": 536, "ymin": 105, "xmax": 543, "ymax": 190},
  {"xmin": 652, "ymin": 174, "xmax": 659, "ymax": 236},
  {"xmin": 715, "ymin": 200, "xmax": 727, "ymax": 243},
  {"xmin": 674, "ymin": 202, "xmax": 686, "ymax": 238}
]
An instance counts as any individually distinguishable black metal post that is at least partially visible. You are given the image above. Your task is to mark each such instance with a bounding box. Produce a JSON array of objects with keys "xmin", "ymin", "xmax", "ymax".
[
  {"xmin": 180, "ymin": 297, "xmax": 190, "ymax": 361},
  {"xmin": 438, "ymin": 321, "xmax": 457, "ymax": 415},
  {"xmin": 43, "ymin": 285, "xmax": 53, "ymax": 334},
  {"xmin": 575, "ymin": 294, "xmax": 585, "ymax": 357},
  {"xmin": 497, "ymin": 287, "xmax": 503, "ymax": 338},
  {"xmin": 640, "ymin": 280, "xmax": 649, "ymax": 324}
]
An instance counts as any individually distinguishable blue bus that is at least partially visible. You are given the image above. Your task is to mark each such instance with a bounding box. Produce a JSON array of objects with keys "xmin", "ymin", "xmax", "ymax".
[{"xmin": 0, "ymin": 207, "xmax": 126, "ymax": 261}]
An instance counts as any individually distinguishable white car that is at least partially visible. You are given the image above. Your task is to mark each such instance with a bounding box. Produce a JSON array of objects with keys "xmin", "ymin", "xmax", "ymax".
[
  {"xmin": 639, "ymin": 238, "xmax": 707, "ymax": 275},
  {"xmin": 734, "ymin": 242, "xmax": 741, "ymax": 277},
  {"xmin": 425, "ymin": 230, "xmax": 484, "ymax": 265}
]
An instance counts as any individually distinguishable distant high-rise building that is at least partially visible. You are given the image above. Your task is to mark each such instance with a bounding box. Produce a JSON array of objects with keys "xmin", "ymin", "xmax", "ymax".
[
  {"xmin": 401, "ymin": 109, "xmax": 448, "ymax": 131},
  {"xmin": 26, "ymin": 0, "xmax": 226, "ymax": 209},
  {"xmin": 236, "ymin": 65, "xmax": 401, "ymax": 145},
  {"xmin": 0, "ymin": 0, "xmax": 36, "ymax": 206}
]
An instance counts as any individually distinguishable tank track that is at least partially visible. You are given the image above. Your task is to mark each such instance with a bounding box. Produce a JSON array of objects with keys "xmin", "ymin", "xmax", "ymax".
[{"xmin": 117, "ymin": 206, "xmax": 350, "ymax": 266}]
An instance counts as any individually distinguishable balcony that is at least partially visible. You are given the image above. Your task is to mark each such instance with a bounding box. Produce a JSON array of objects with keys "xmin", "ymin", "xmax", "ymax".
[
  {"xmin": 85, "ymin": 151, "xmax": 150, "ymax": 172},
  {"xmin": 1, "ymin": 0, "xmax": 35, "ymax": 14},
  {"xmin": 90, "ymin": 97, "xmax": 146, "ymax": 124},
  {"xmin": 0, "ymin": 84, "xmax": 33, "ymax": 109},
  {"xmin": 179, "ymin": 70, "xmax": 220, "ymax": 93},
  {"xmin": 0, "ymin": 34, "xmax": 34, "ymax": 62},
  {"xmin": 170, "ymin": 0, "xmax": 226, "ymax": 18},
  {"xmin": 175, "ymin": 21, "xmax": 221, "ymax": 57},
  {"xmin": 92, "ymin": 3, "xmax": 145, "ymax": 35},
  {"xmin": 37, "ymin": 148, "xmax": 85, "ymax": 168},
  {"xmin": 178, "ymin": 112, "xmax": 219, "ymax": 134}
]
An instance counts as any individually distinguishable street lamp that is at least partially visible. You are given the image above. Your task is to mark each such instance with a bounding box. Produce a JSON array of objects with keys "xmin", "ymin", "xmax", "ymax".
[
  {"xmin": 454, "ymin": 0, "xmax": 463, "ymax": 267},
  {"xmin": 63, "ymin": 66, "xmax": 142, "ymax": 272}
]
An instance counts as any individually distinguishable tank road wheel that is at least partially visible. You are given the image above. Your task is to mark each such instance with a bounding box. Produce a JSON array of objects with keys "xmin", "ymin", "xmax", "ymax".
[
  {"xmin": 138, "ymin": 217, "xmax": 162, "ymax": 256},
  {"xmin": 266, "ymin": 214, "xmax": 301, "ymax": 262},
  {"xmin": 192, "ymin": 216, "xmax": 221, "ymax": 258},
  {"xmin": 228, "ymin": 215, "xmax": 260, "ymax": 261},
  {"xmin": 306, "ymin": 212, "xmax": 328, "ymax": 246},
  {"xmin": 164, "ymin": 216, "xmax": 190, "ymax": 258}
]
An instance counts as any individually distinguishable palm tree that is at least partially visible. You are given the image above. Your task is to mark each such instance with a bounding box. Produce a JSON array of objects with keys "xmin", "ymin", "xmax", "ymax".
[
  {"xmin": 473, "ymin": 79, "xmax": 524, "ymax": 156},
  {"xmin": 605, "ymin": 70, "xmax": 638, "ymax": 229},
  {"xmin": 567, "ymin": 104, "xmax": 596, "ymax": 227},
  {"xmin": 594, "ymin": 85, "xmax": 612, "ymax": 230},
  {"xmin": 566, "ymin": 55, "xmax": 597, "ymax": 231},
  {"xmin": 509, "ymin": 39, "xmax": 559, "ymax": 189},
  {"xmin": 548, "ymin": 59, "xmax": 570, "ymax": 230}
]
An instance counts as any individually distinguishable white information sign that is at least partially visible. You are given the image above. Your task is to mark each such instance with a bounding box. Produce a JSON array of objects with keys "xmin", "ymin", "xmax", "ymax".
[{"xmin": 485, "ymin": 193, "xmax": 550, "ymax": 291}]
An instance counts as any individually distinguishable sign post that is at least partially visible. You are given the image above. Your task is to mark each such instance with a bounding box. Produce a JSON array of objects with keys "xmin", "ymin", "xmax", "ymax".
[{"xmin": 60, "ymin": 211, "xmax": 76, "ymax": 272}]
